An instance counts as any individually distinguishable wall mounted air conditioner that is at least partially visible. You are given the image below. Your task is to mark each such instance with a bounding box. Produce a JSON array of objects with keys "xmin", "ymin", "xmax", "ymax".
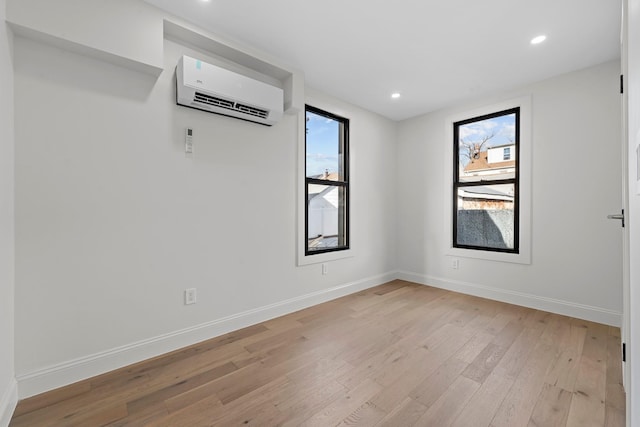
[{"xmin": 176, "ymin": 55, "xmax": 284, "ymax": 126}]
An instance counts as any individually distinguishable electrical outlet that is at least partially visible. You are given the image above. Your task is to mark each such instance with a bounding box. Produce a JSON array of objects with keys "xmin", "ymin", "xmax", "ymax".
[
  {"xmin": 185, "ymin": 288, "xmax": 197, "ymax": 305},
  {"xmin": 452, "ymin": 259, "xmax": 459, "ymax": 270},
  {"xmin": 322, "ymin": 263, "xmax": 328, "ymax": 275}
]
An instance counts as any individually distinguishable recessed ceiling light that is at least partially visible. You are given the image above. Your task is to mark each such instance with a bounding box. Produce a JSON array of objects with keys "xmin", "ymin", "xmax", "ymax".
[
  {"xmin": 391, "ymin": 93, "xmax": 401, "ymax": 99},
  {"xmin": 530, "ymin": 35, "xmax": 547, "ymax": 45}
]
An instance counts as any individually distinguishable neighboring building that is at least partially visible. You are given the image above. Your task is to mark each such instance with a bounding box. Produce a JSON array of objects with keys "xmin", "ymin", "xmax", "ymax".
[
  {"xmin": 308, "ymin": 170, "xmax": 340, "ymax": 248},
  {"xmin": 457, "ymin": 143, "xmax": 516, "ymax": 249},
  {"xmin": 459, "ymin": 144, "xmax": 515, "ymax": 210},
  {"xmin": 462, "ymin": 143, "xmax": 516, "ymax": 180}
]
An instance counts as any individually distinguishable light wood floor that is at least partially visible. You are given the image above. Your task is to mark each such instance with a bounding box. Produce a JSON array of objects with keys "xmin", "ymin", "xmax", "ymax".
[{"xmin": 10, "ymin": 280, "xmax": 625, "ymax": 426}]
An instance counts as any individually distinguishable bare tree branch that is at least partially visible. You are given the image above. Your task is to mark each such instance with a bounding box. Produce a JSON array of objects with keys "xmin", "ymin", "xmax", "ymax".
[{"xmin": 459, "ymin": 132, "xmax": 495, "ymax": 162}]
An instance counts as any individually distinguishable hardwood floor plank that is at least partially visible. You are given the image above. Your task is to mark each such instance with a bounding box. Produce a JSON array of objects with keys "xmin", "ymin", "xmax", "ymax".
[
  {"xmin": 605, "ymin": 331, "xmax": 625, "ymax": 415},
  {"xmin": 336, "ymin": 345, "xmax": 406, "ymax": 391},
  {"xmin": 391, "ymin": 303, "xmax": 454, "ymax": 339},
  {"xmin": 385, "ymin": 295, "xmax": 455, "ymax": 337},
  {"xmin": 453, "ymin": 320, "xmax": 549, "ymax": 427},
  {"xmin": 213, "ymin": 348, "xmax": 322, "ymax": 405},
  {"xmin": 348, "ymin": 283, "xmax": 414, "ymax": 312},
  {"xmin": 451, "ymin": 371, "xmax": 514, "ymax": 427},
  {"xmin": 463, "ymin": 313, "xmax": 495, "ymax": 332},
  {"xmin": 103, "ymin": 404, "xmax": 166, "ymax": 427},
  {"xmin": 10, "ymin": 381, "xmax": 91, "ymax": 418},
  {"xmin": 422, "ymin": 322, "xmax": 467, "ymax": 351},
  {"xmin": 491, "ymin": 318, "xmax": 526, "ymax": 348},
  {"xmin": 414, "ymin": 376, "xmax": 481, "ymax": 426},
  {"xmin": 492, "ymin": 327, "xmax": 544, "ymax": 381},
  {"xmin": 261, "ymin": 314, "xmax": 304, "ymax": 331},
  {"xmin": 210, "ymin": 398, "xmax": 283, "ymax": 426},
  {"xmin": 350, "ymin": 296, "xmax": 411, "ymax": 321},
  {"xmin": 276, "ymin": 380, "xmax": 348, "ymax": 426},
  {"xmin": 285, "ymin": 356, "xmax": 351, "ymax": 387},
  {"xmin": 298, "ymin": 378, "xmax": 382, "ymax": 427},
  {"xmin": 410, "ymin": 356, "xmax": 468, "ymax": 408},
  {"xmin": 372, "ymin": 346, "xmax": 432, "ymax": 388},
  {"xmin": 484, "ymin": 312, "xmax": 516, "ymax": 335},
  {"xmin": 243, "ymin": 325, "xmax": 305, "ymax": 354},
  {"xmin": 125, "ymin": 361, "xmax": 237, "ymax": 415},
  {"xmin": 455, "ymin": 331, "xmax": 494, "ymax": 363},
  {"xmin": 336, "ymin": 400, "xmax": 386, "ymax": 427},
  {"xmin": 9, "ymin": 281, "xmax": 624, "ymax": 427},
  {"xmin": 372, "ymin": 279, "xmax": 411, "ymax": 295},
  {"xmin": 565, "ymin": 321, "xmax": 609, "ymax": 427},
  {"xmin": 369, "ymin": 347, "xmax": 452, "ymax": 413},
  {"xmin": 72, "ymin": 403, "xmax": 129, "ymax": 427},
  {"xmin": 527, "ymin": 383, "xmax": 572, "ymax": 427},
  {"xmin": 159, "ymin": 376, "xmax": 290, "ymax": 427},
  {"xmin": 461, "ymin": 342, "xmax": 508, "ymax": 383},
  {"xmin": 337, "ymin": 328, "xmax": 403, "ymax": 367},
  {"xmin": 162, "ymin": 379, "xmax": 223, "ymax": 414},
  {"xmin": 605, "ymin": 405, "xmax": 626, "ymax": 427},
  {"xmin": 565, "ymin": 358, "xmax": 607, "ymax": 427},
  {"xmin": 375, "ymin": 397, "xmax": 427, "ymax": 427},
  {"xmin": 490, "ymin": 342, "xmax": 557, "ymax": 427}
]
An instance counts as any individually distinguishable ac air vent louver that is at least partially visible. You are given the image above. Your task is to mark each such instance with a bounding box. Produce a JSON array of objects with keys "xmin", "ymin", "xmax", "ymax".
[
  {"xmin": 235, "ymin": 103, "xmax": 269, "ymax": 119},
  {"xmin": 193, "ymin": 93, "xmax": 269, "ymax": 119},
  {"xmin": 193, "ymin": 92, "xmax": 235, "ymax": 110}
]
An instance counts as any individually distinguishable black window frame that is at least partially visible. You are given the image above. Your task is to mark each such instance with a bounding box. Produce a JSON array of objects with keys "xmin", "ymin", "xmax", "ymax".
[
  {"xmin": 304, "ymin": 105, "xmax": 350, "ymax": 256},
  {"xmin": 453, "ymin": 107, "xmax": 520, "ymax": 254}
]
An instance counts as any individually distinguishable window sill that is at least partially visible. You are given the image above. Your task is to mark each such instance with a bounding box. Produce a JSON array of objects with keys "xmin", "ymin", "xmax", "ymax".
[
  {"xmin": 297, "ymin": 248, "xmax": 355, "ymax": 266},
  {"xmin": 446, "ymin": 246, "xmax": 531, "ymax": 265}
]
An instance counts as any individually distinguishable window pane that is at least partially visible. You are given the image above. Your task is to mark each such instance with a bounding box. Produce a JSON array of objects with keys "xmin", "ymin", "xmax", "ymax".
[
  {"xmin": 456, "ymin": 184, "xmax": 515, "ymax": 250},
  {"xmin": 458, "ymin": 113, "xmax": 516, "ymax": 183},
  {"xmin": 306, "ymin": 110, "xmax": 345, "ymax": 181},
  {"xmin": 307, "ymin": 184, "xmax": 347, "ymax": 252}
]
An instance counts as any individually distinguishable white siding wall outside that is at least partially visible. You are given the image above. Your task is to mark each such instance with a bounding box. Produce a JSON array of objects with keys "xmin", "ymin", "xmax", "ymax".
[
  {"xmin": 308, "ymin": 188, "xmax": 339, "ymax": 239},
  {"xmin": 487, "ymin": 144, "xmax": 515, "ymax": 163}
]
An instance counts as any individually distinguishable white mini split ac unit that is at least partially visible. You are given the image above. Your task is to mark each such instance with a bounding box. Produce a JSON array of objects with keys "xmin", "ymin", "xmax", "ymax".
[{"xmin": 176, "ymin": 55, "xmax": 284, "ymax": 126}]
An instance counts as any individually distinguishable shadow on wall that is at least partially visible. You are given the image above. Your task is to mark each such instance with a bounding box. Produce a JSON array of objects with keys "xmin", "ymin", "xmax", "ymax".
[{"xmin": 457, "ymin": 210, "xmax": 513, "ymax": 249}]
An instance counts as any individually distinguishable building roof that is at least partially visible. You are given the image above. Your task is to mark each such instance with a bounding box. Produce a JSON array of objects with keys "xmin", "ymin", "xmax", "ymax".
[
  {"xmin": 463, "ymin": 152, "xmax": 515, "ymax": 173},
  {"xmin": 309, "ymin": 171, "xmax": 341, "ymax": 181},
  {"xmin": 460, "ymin": 185, "xmax": 514, "ymax": 201},
  {"xmin": 489, "ymin": 143, "xmax": 516, "ymax": 149}
]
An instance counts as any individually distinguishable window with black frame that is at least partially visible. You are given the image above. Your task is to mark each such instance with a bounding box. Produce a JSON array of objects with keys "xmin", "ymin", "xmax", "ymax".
[
  {"xmin": 453, "ymin": 108, "xmax": 520, "ymax": 253},
  {"xmin": 305, "ymin": 105, "xmax": 349, "ymax": 255}
]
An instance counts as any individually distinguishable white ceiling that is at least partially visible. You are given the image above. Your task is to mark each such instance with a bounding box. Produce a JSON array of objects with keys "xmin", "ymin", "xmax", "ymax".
[{"xmin": 145, "ymin": 0, "xmax": 621, "ymax": 121}]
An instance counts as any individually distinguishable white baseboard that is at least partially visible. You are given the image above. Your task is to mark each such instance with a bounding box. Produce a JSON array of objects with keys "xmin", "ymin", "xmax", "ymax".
[
  {"xmin": 397, "ymin": 270, "xmax": 622, "ymax": 327},
  {"xmin": 0, "ymin": 379, "xmax": 17, "ymax": 427},
  {"xmin": 16, "ymin": 269, "xmax": 621, "ymax": 400},
  {"xmin": 16, "ymin": 271, "xmax": 397, "ymax": 399}
]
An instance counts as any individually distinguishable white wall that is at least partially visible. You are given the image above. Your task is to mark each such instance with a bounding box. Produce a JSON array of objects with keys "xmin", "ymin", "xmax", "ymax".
[
  {"xmin": 0, "ymin": 0, "xmax": 17, "ymax": 424},
  {"xmin": 13, "ymin": 34, "xmax": 397, "ymax": 395},
  {"xmin": 397, "ymin": 60, "xmax": 623, "ymax": 325}
]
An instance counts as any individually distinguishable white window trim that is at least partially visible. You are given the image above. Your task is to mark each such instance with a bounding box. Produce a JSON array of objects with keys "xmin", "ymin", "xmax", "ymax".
[
  {"xmin": 297, "ymin": 98, "xmax": 355, "ymax": 266},
  {"xmin": 444, "ymin": 95, "xmax": 532, "ymax": 264}
]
